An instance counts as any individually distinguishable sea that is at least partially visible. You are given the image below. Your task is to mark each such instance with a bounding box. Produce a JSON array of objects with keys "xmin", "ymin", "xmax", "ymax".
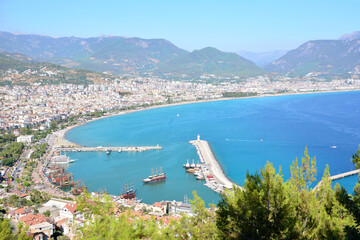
[{"xmin": 65, "ymin": 91, "xmax": 360, "ymax": 205}]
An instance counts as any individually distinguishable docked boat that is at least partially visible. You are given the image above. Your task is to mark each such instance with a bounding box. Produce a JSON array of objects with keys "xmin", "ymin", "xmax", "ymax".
[
  {"xmin": 52, "ymin": 155, "xmax": 76, "ymax": 164},
  {"xmin": 190, "ymin": 159, "xmax": 196, "ymax": 168},
  {"xmin": 143, "ymin": 167, "xmax": 166, "ymax": 183},
  {"xmin": 71, "ymin": 180, "xmax": 86, "ymax": 196},
  {"xmin": 105, "ymin": 149, "xmax": 111, "ymax": 155},
  {"xmin": 196, "ymin": 161, "xmax": 201, "ymax": 168},
  {"xmin": 196, "ymin": 175, "xmax": 205, "ymax": 180},
  {"xmin": 186, "ymin": 168, "xmax": 199, "ymax": 173},
  {"xmin": 183, "ymin": 159, "xmax": 191, "ymax": 169},
  {"xmin": 120, "ymin": 182, "xmax": 136, "ymax": 199}
]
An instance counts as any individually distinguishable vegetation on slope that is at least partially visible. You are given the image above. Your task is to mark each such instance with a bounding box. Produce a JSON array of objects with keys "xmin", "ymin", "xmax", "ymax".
[
  {"xmin": 157, "ymin": 47, "xmax": 265, "ymax": 78},
  {"xmin": 0, "ymin": 53, "xmax": 114, "ymax": 85},
  {"xmin": 73, "ymin": 146, "xmax": 360, "ymax": 239}
]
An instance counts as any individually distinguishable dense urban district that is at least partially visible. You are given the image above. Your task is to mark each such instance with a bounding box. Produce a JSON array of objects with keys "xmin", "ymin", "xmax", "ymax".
[{"xmin": 1, "ymin": 75, "xmax": 360, "ymax": 130}]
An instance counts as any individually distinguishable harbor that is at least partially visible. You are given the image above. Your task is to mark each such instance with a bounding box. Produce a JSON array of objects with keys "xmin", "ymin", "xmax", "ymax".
[
  {"xmin": 54, "ymin": 145, "xmax": 162, "ymax": 152},
  {"xmin": 188, "ymin": 135, "xmax": 238, "ymax": 193}
]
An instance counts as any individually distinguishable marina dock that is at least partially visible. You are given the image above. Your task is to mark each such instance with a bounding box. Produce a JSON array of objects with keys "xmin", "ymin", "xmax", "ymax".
[
  {"xmin": 55, "ymin": 145, "xmax": 162, "ymax": 152},
  {"xmin": 189, "ymin": 135, "xmax": 236, "ymax": 192}
]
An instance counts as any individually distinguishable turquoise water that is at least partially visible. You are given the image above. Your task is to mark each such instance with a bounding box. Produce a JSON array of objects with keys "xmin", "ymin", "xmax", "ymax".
[{"xmin": 66, "ymin": 91, "xmax": 360, "ymax": 204}]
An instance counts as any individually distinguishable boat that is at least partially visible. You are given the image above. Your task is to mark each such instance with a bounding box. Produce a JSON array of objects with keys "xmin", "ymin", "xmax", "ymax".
[
  {"xmin": 331, "ymin": 146, "xmax": 337, "ymax": 149},
  {"xmin": 105, "ymin": 149, "xmax": 111, "ymax": 155},
  {"xmin": 118, "ymin": 149, "xmax": 122, "ymax": 153},
  {"xmin": 143, "ymin": 167, "xmax": 166, "ymax": 183},
  {"xmin": 71, "ymin": 180, "xmax": 86, "ymax": 195},
  {"xmin": 195, "ymin": 161, "xmax": 201, "ymax": 168},
  {"xmin": 186, "ymin": 168, "xmax": 199, "ymax": 173},
  {"xmin": 183, "ymin": 159, "xmax": 191, "ymax": 168},
  {"xmin": 52, "ymin": 155, "xmax": 76, "ymax": 164},
  {"xmin": 120, "ymin": 181, "xmax": 136, "ymax": 199},
  {"xmin": 196, "ymin": 175, "xmax": 205, "ymax": 180},
  {"xmin": 190, "ymin": 159, "xmax": 196, "ymax": 168}
]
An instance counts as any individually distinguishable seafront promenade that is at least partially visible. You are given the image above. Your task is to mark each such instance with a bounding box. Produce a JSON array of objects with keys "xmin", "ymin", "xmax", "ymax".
[
  {"xmin": 189, "ymin": 135, "xmax": 236, "ymax": 191},
  {"xmin": 55, "ymin": 145, "xmax": 162, "ymax": 152}
]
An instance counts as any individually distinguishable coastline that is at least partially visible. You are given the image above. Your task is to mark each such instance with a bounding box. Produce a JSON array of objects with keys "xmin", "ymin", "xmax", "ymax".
[
  {"xmin": 56, "ymin": 88, "xmax": 360, "ymax": 193},
  {"xmin": 61, "ymin": 88, "xmax": 360, "ymax": 146}
]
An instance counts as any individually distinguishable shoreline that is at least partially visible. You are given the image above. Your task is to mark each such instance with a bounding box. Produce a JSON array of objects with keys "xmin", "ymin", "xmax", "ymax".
[
  {"xmin": 56, "ymin": 88, "xmax": 360, "ymax": 194},
  {"xmin": 60, "ymin": 88, "xmax": 360, "ymax": 146}
]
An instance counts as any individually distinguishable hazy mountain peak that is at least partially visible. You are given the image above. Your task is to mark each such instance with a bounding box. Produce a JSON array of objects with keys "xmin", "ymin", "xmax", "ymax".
[
  {"xmin": 237, "ymin": 50, "xmax": 288, "ymax": 67},
  {"xmin": 339, "ymin": 31, "xmax": 360, "ymax": 41}
]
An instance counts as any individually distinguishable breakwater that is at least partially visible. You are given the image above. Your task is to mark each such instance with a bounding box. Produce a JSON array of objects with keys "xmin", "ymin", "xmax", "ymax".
[
  {"xmin": 55, "ymin": 145, "xmax": 162, "ymax": 152},
  {"xmin": 189, "ymin": 135, "xmax": 237, "ymax": 192},
  {"xmin": 314, "ymin": 169, "xmax": 360, "ymax": 191},
  {"xmin": 330, "ymin": 169, "xmax": 360, "ymax": 180}
]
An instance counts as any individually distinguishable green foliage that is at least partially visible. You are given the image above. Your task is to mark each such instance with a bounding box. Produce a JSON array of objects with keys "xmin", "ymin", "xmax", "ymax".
[
  {"xmin": 217, "ymin": 162, "xmax": 297, "ymax": 240},
  {"xmin": 217, "ymin": 149, "xmax": 356, "ymax": 240},
  {"xmin": 118, "ymin": 91, "xmax": 133, "ymax": 96},
  {"xmin": 157, "ymin": 47, "xmax": 264, "ymax": 78},
  {"xmin": 0, "ymin": 134, "xmax": 16, "ymax": 144},
  {"xmin": 31, "ymin": 143, "xmax": 48, "ymax": 159},
  {"xmin": 290, "ymin": 146, "xmax": 317, "ymax": 191},
  {"xmin": 30, "ymin": 190, "xmax": 49, "ymax": 205},
  {"xmin": 222, "ymin": 92, "xmax": 258, "ymax": 98},
  {"xmin": 0, "ymin": 142, "xmax": 24, "ymax": 166},
  {"xmin": 44, "ymin": 210, "xmax": 50, "ymax": 217},
  {"xmin": 351, "ymin": 145, "xmax": 360, "ymax": 169}
]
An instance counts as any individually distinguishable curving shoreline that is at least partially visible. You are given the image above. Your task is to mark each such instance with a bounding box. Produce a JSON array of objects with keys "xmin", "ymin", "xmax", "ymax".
[
  {"xmin": 60, "ymin": 88, "xmax": 360, "ymax": 147},
  {"xmin": 55, "ymin": 89, "xmax": 360, "ymax": 194}
]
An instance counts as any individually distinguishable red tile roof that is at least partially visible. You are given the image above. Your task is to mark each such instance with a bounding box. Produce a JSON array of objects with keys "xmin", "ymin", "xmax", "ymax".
[
  {"xmin": 15, "ymin": 207, "xmax": 32, "ymax": 215},
  {"xmin": 65, "ymin": 203, "xmax": 77, "ymax": 214},
  {"xmin": 20, "ymin": 213, "xmax": 47, "ymax": 226},
  {"xmin": 153, "ymin": 202, "xmax": 163, "ymax": 208}
]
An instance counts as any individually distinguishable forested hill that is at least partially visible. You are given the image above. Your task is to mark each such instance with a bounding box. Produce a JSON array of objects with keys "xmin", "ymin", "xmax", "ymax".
[
  {"xmin": 266, "ymin": 31, "xmax": 360, "ymax": 76},
  {"xmin": 0, "ymin": 53, "xmax": 114, "ymax": 85},
  {"xmin": 0, "ymin": 31, "xmax": 264, "ymax": 78}
]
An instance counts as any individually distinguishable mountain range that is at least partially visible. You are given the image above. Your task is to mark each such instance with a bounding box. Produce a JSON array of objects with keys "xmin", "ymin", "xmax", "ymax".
[
  {"xmin": 1, "ymin": 31, "xmax": 360, "ymax": 79},
  {"xmin": 266, "ymin": 32, "xmax": 360, "ymax": 76},
  {"xmin": 0, "ymin": 31, "xmax": 263, "ymax": 78}
]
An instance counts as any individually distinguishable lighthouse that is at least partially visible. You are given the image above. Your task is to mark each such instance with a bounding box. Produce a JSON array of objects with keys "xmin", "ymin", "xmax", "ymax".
[{"xmin": 197, "ymin": 134, "xmax": 200, "ymax": 141}]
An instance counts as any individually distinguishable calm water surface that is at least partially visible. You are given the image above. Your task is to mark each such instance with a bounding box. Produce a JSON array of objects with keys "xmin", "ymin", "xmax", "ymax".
[{"xmin": 66, "ymin": 91, "xmax": 360, "ymax": 204}]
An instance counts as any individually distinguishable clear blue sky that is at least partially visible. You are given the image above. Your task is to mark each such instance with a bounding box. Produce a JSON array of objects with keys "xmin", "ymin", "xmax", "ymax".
[{"xmin": 1, "ymin": 0, "xmax": 359, "ymax": 52}]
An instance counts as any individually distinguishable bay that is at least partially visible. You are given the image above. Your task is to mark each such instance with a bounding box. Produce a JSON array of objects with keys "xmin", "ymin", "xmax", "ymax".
[{"xmin": 66, "ymin": 91, "xmax": 360, "ymax": 204}]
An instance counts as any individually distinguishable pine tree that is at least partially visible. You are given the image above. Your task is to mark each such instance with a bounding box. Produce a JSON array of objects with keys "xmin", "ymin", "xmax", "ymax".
[{"xmin": 216, "ymin": 162, "xmax": 297, "ymax": 240}]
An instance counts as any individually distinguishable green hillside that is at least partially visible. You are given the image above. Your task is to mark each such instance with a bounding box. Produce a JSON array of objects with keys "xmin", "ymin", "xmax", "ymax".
[
  {"xmin": 0, "ymin": 32, "xmax": 264, "ymax": 79},
  {"xmin": 157, "ymin": 47, "xmax": 265, "ymax": 78},
  {"xmin": 266, "ymin": 38, "xmax": 360, "ymax": 76},
  {"xmin": 0, "ymin": 53, "xmax": 114, "ymax": 85}
]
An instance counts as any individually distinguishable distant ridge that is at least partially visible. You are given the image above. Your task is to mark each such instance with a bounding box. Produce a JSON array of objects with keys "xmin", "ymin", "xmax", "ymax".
[
  {"xmin": 266, "ymin": 31, "xmax": 360, "ymax": 76},
  {"xmin": 157, "ymin": 47, "xmax": 264, "ymax": 78},
  {"xmin": 0, "ymin": 31, "xmax": 263, "ymax": 78}
]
